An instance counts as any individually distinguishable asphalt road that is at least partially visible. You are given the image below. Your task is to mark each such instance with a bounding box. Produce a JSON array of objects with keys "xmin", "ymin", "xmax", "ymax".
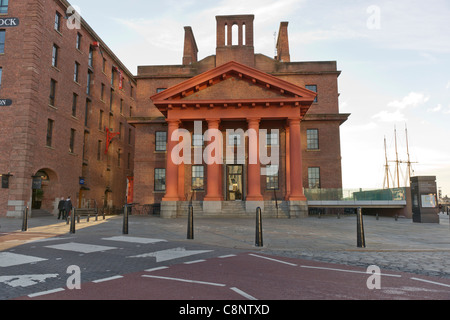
[{"xmin": 1, "ymin": 228, "xmax": 449, "ymax": 301}]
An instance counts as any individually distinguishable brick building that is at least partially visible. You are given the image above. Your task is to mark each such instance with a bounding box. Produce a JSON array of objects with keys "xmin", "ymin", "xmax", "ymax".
[
  {"xmin": 0, "ymin": 0, "xmax": 136, "ymax": 217},
  {"xmin": 131, "ymin": 15, "xmax": 350, "ymax": 218}
]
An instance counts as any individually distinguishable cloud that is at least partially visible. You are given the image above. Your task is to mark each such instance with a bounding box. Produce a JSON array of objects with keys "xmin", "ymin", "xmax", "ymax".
[
  {"xmin": 446, "ymin": 81, "xmax": 450, "ymax": 90},
  {"xmin": 387, "ymin": 92, "xmax": 430, "ymax": 109},
  {"xmin": 427, "ymin": 104, "xmax": 442, "ymax": 113},
  {"xmin": 372, "ymin": 110, "xmax": 407, "ymax": 122}
]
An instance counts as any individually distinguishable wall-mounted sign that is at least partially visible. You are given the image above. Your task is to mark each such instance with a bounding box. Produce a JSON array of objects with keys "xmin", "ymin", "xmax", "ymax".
[
  {"xmin": 0, "ymin": 18, "xmax": 19, "ymax": 27},
  {"xmin": 0, "ymin": 99, "xmax": 12, "ymax": 106}
]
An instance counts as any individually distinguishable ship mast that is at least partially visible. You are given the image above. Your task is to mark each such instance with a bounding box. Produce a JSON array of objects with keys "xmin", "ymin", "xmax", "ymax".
[
  {"xmin": 384, "ymin": 136, "xmax": 390, "ymax": 189},
  {"xmin": 394, "ymin": 126, "xmax": 400, "ymax": 188}
]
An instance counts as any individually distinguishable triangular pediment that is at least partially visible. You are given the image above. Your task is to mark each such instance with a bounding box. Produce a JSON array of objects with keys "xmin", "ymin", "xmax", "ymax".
[{"xmin": 150, "ymin": 60, "xmax": 317, "ymax": 117}]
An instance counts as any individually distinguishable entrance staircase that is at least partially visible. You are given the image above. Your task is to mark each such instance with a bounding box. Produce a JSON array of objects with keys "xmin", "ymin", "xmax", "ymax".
[{"xmin": 176, "ymin": 200, "xmax": 290, "ymax": 218}]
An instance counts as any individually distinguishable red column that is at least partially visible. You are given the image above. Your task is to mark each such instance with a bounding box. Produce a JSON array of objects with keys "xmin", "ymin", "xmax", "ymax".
[
  {"xmin": 163, "ymin": 120, "xmax": 180, "ymax": 201},
  {"xmin": 246, "ymin": 118, "xmax": 263, "ymax": 201},
  {"xmin": 204, "ymin": 119, "xmax": 223, "ymax": 201},
  {"xmin": 288, "ymin": 118, "xmax": 307, "ymax": 201}
]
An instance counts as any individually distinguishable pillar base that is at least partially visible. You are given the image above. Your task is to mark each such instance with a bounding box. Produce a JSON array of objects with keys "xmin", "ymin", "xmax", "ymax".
[
  {"xmin": 288, "ymin": 200, "xmax": 308, "ymax": 218},
  {"xmin": 160, "ymin": 201, "xmax": 178, "ymax": 219}
]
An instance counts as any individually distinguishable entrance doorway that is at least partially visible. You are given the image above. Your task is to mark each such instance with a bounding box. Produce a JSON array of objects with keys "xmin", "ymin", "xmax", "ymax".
[{"xmin": 226, "ymin": 165, "xmax": 243, "ymax": 201}]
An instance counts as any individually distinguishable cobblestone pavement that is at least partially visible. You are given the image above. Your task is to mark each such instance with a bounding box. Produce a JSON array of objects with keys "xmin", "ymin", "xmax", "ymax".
[{"xmin": 1, "ymin": 213, "xmax": 449, "ymax": 279}]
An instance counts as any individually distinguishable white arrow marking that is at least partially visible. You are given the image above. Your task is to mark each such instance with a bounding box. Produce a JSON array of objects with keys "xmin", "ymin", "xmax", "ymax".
[
  {"xmin": 0, "ymin": 274, "xmax": 59, "ymax": 288},
  {"xmin": 128, "ymin": 247, "xmax": 212, "ymax": 263}
]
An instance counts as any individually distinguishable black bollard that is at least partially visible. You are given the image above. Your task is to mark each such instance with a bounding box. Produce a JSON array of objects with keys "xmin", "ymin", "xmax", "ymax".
[
  {"xmin": 123, "ymin": 205, "xmax": 129, "ymax": 235},
  {"xmin": 22, "ymin": 207, "xmax": 28, "ymax": 232},
  {"xmin": 70, "ymin": 209, "xmax": 76, "ymax": 234},
  {"xmin": 187, "ymin": 205, "xmax": 194, "ymax": 240},
  {"xmin": 255, "ymin": 207, "xmax": 263, "ymax": 247},
  {"xmin": 357, "ymin": 207, "xmax": 366, "ymax": 248}
]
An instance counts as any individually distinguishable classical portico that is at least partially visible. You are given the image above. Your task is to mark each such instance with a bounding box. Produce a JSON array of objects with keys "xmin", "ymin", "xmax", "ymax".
[{"xmin": 150, "ymin": 61, "xmax": 316, "ymax": 218}]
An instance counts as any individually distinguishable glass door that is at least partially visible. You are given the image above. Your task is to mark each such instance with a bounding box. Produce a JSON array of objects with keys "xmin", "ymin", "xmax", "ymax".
[{"xmin": 227, "ymin": 165, "xmax": 243, "ymax": 201}]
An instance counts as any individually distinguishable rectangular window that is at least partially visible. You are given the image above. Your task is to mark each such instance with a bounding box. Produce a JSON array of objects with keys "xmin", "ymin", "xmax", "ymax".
[
  {"xmin": 97, "ymin": 140, "xmax": 102, "ymax": 161},
  {"xmin": 154, "ymin": 168, "xmax": 166, "ymax": 192},
  {"xmin": 74, "ymin": 62, "xmax": 79, "ymax": 82},
  {"xmin": 109, "ymin": 89, "xmax": 113, "ymax": 111},
  {"xmin": 54, "ymin": 12, "xmax": 61, "ymax": 32},
  {"xmin": 308, "ymin": 167, "xmax": 321, "ymax": 189},
  {"xmin": 72, "ymin": 93, "xmax": 78, "ymax": 117},
  {"xmin": 0, "ymin": 0, "xmax": 9, "ymax": 14},
  {"xmin": 101, "ymin": 83, "xmax": 105, "ymax": 101},
  {"xmin": 76, "ymin": 33, "xmax": 82, "ymax": 50},
  {"xmin": 86, "ymin": 71, "xmax": 92, "ymax": 95},
  {"xmin": 46, "ymin": 119, "xmax": 54, "ymax": 147},
  {"xmin": 119, "ymin": 122, "xmax": 123, "ymax": 140},
  {"xmin": 120, "ymin": 99, "xmax": 123, "ymax": 114},
  {"xmin": 49, "ymin": 79, "xmax": 56, "ymax": 106},
  {"xmin": 111, "ymin": 68, "xmax": 115, "ymax": 86},
  {"xmin": 117, "ymin": 148, "xmax": 121, "ymax": 167},
  {"xmin": 192, "ymin": 166, "xmax": 205, "ymax": 190},
  {"xmin": 88, "ymin": 46, "xmax": 93, "ymax": 67},
  {"xmin": 306, "ymin": 85, "xmax": 318, "ymax": 103},
  {"xmin": 307, "ymin": 129, "xmax": 319, "ymax": 150},
  {"xmin": 266, "ymin": 165, "xmax": 279, "ymax": 190},
  {"xmin": 99, "ymin": 110, "xmax": 104, "ymax": 131},
  {"xmin": 266, "ymin": 131, "xmax": 279, "ymax": 146},
  {"xmin": 52, "ymin": 44, "xmax": 59, "ymax": 67},
  {"xmin": 228, "ymin": 133, "xmax": 241, "ymax": 146},
  {"xmin": 155, "ymin": 131, "xmax": 167, "ymax": 151},
  {"xmin": 0, "ymin": 68, "xmax": 3, "ymax": 91},
  {"xmin": 69, "ymin": 129, "xmax": 76, "ymax": 154},
  {"xmin": 102, "ymin": 57, "xmax": 107, "ymax": 73},
  {"xmin": 84, "ymin": 99, "xmax": 90, "ymax": 127},
  {"xmin": 193, "ymin": 133, "xmax": 204, "ymax": 146},
  {"xmin": 0, "ymin": 30, "xmax": 5, "ymax": 54},
  {"xmin": 128, "ymin": 128, "xmax": 132, "ymax": 145}
]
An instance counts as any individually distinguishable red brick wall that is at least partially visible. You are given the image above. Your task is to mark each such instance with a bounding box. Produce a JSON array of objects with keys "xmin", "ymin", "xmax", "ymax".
[{"xmin": 0, "ymin": 0, "xmax": 136, "ymax": 216}]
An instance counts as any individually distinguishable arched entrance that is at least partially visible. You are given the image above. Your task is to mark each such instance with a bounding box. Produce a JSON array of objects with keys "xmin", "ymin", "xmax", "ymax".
[{"xmin": 32, "ymin": 169, "xmax": 58, "ymax": 212}]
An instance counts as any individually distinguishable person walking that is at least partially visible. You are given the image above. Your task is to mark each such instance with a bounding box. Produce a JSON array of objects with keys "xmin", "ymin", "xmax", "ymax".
[
  {"xmin": 64, "ymin": 196, "xmax": 73, "ymax": 220},
  {"xmin": 57, "ymin": 197, "xmax": 65, "ymax": 219}
]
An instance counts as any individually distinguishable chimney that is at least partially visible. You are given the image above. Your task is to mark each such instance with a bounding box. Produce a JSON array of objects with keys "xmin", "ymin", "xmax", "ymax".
[
  {"xmin": 183, "ymin": 26, "xmax": 198, "ymax": 65},
  {"xmin": 276, "ymin": 22, "xmax": 290, "ymax": 62}
]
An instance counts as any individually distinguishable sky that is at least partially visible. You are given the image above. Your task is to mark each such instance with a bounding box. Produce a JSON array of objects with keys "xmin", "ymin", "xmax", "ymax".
[{"xmin": 71, "ymin": 0, "xmax": 450, "ymax": 196}]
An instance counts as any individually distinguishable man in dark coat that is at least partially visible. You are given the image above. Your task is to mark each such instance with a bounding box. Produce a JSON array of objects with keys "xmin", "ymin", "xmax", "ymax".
[
  {"xmin": 57, "ymin": 197, "xmax": 65, "ymax": 219},
  {"xmin": 64, "ymin": 196, "xmax": 73, "ymax": 220}
]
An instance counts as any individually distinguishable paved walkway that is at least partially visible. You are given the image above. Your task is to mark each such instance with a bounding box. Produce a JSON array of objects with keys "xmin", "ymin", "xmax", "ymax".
[{"xmin": 1, "ymin": 213, "xmax": 449, "ymax": 278}]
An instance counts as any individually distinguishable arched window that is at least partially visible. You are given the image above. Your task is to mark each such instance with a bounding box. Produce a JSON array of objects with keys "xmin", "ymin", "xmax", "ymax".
[
  {"xmin": 224, "ymin": 23, "xmax": 228, "ymax": 46},
  {"xmin": 232, "ymin": 24, "xmax": 238, "ymax": 46}
]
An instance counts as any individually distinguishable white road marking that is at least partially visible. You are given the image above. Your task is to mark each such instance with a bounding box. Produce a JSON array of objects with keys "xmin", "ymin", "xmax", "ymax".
[
  {"xmin": 45, "ymin": 242, "xmax": 117, "ymax": 253},
  {"xmin": 142, "ymin": 274, "xmax": 226, "ymax": 287},
  {"xmin": 411, "ymin": 277, "xmax": 450, "ymax": 288},
  {"xmin": 218, "ymin": 254, "xmax": 237, "ymax": 259},
  {"xmin": 184, "ymin": 259, "xmax": 206, "ymax": 265},
  {"xmin": 92, "ymin": 275, "xmax": 124, "ymax": 283},
  {"xmin": 0, "ymin": 252, "xmax": 47, "ymax": 267},
  {"xmin": 300, "ymin": 265, "xmax": 402, "ymax": 278},
  {"xmin": 28, "ymin": 288, "xmax": 65, "ymax": 298},
  {"xmin": 249, "ymin": 254, "xmax": 298, "ymax": 266},
  {"xmin": 0, "ymin": 274, "xmax": 59, "ymax": 288},
  {"xmin": 144, "ymin": 266, "xmax": 169, "ymax": 272},
  {"xmin": 102, "ymin": 236, "xmax": 167, "ymax": 244},
  {"xmin": 128, "ymin": 247, "xmax": 212, "ymax": 263},
  {"xmin": 230, "ymin": 287, "xmax": 258, "ymax": 300}
]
